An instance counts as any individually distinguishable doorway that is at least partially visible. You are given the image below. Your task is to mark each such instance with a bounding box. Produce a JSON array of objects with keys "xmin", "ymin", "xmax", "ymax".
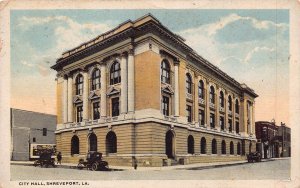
[{"xmin": 165, "ymin": 130, "xmax": 175, "ymax": 158}]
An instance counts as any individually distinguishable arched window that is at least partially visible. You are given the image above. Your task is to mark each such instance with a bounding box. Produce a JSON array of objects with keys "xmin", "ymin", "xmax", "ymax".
[
  {"xmin": 235, "ymin": 99, "xmax": 239, "ymax": 114},
  {"xmin": 249, "ymin": 142, "xmax": 252, "ymax": 153},
  {"xmin": 200, "ymin": 137, "xmax": 206, "ymax": 154},
  {"xmin": 198, "ymin": 80, "xmax": 204, "ymax": 99},
  {"xmin": 89, "ymin": 133, "xmax": 97, "ymax": 152},
  {"xmin": 230, "ymin": 141, "xmax": 234, "ymax": 155},
  {"xmin": 110, "ymin": 61, "xmax": 121, "ymax": 85},
  {"xmin": 91, "ymin": 68, "xmax": 100, "ymax": 90},
  {"xmin": 237, "ymin": 142, "xmax": 241, "ymax": 155},
  {"xmin": 75, "ymin": 74, "xmax": 83, "ymax": 95},
  {"xmin": 228, "ymin": 95, "xmax": 232, "ymax": 111},
  {"xmin": 209, "ymin": 86, "xmax": 215, "ymax": 104},
  {"xmin": 106, "ymin": 131, "xmax": 117, "ymax": 154},
  {"xmin": 161, "ymin": 60, "xmax": 170, "ymax": 84},
  {"xmin": 221, "ymin": 140, "xmax": 226, "ymax": 154},
  {"xmin": 212, "ymin": 139, "xmax": 217, "ymax": 154},
  {"xmin": 71, "ymin": 135, "xmax": 79, "ymax": 155},
  {"xmin": 186, "ymin": 73, "xmax": 192, "ymax": 94},
  {"xmin": 187, "ymin": 135, "xmax": 194, "ymax": 154},
  {"xmin": 219, "ymin": 91, "xmax": 224, "ymax": 107}
]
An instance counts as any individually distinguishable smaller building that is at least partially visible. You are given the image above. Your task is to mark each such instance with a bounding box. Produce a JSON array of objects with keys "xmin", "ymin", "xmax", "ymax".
[
  {"xmin": 277, "ymin": 122, "xmax": 291, "ymax": 157},
  {"xmin": 255, "ymin": 121, "xmax": 279, "ymax": 159},
  {"xmin": 10, "ymin": 108, "xmax": 56, "ymax": 161}
]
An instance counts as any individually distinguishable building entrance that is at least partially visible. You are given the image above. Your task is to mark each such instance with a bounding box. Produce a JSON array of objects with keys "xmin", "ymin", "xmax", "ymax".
[{"xmin": 165, "ymin": 130, "xmax": 174, "ymax": 158}]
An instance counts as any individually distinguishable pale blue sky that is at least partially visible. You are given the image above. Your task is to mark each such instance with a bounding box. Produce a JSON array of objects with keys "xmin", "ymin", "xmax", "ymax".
[{"xmin": 10, "ymin": 9, "xmax": 289, "ymax": 124}]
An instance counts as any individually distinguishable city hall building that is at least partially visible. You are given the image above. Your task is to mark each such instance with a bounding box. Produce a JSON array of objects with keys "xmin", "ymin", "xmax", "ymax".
[{"xmin": 51, "ymin": 14, "xmax": 258, "ymax": 167}]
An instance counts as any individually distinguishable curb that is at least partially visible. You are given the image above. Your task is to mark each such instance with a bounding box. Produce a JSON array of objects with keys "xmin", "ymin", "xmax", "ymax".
[{"xmin": 10, "ymin": 158, "xmax": 277, "ymax": 171}]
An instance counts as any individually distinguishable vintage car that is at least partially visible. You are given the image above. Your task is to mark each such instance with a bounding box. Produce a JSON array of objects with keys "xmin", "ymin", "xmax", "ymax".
[
  {"xmin": 247, "ymin": 151, "xmax": 262, "ymax": 163},
  {"xmin": 77, "ymin": 151, "xmax": 109, "ymax": 171},
  {"xmin": 34, "ymin": 151, "xmax": 56, "ymax": 168}
]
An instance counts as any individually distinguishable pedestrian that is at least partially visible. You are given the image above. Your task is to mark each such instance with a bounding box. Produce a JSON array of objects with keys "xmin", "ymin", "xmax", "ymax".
[
  {"xmin": 132, "ymin": 156, "xmax": 138, "ymax": 170},
  {"xmin": 57, "ymin": 152, "xmax": 62, "ymax": 165}
]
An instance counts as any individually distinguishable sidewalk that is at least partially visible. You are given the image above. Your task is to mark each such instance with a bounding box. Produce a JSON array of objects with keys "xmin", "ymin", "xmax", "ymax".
[{"xmin": 11, "ymin": 158, "xmax": 282, "ymax": 171}]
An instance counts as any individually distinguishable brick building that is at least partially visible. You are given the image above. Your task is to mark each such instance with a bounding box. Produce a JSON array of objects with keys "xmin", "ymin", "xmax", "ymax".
[
  {"xmin": 51, "ymin": 14, "xmax": 258, "ymax": 166},
  {"xmin": 10, "ymin": 108, "xmax": 56, "ymax": 161},
  {"xmin": 255, "ymin": 121, "xmax": 279, "ymax": 159},
  {"xmin": 277, "ymin": 122, "xmax": 291, "ymax": 157}
]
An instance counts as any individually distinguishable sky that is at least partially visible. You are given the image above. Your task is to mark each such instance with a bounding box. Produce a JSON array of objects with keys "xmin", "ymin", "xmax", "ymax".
[{"xmin": 10, "ymin": 9, "xmax": 289, "ymax": 125}]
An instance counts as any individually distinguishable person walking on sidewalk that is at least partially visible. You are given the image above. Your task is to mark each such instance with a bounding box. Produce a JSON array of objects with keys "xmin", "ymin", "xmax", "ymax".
[{"xmin": 56, "ymin": 152, "xmax": 62, "ymax": 165}]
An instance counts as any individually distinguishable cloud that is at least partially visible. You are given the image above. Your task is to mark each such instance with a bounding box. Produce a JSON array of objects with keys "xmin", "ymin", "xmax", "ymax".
[
  {"xmin": 20, "ymin": 60, "xmax": 34, "ymax": 67},
  {"xmin": 244, "ymin": 46, "xmax": 275, "ymax": 63},
  {"xmin": 206, "ymin": 13, "xmax": 288, "ymax": 37}
]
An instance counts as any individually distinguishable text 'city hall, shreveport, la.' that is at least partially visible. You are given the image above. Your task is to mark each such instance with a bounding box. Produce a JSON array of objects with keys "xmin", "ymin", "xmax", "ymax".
[{"xmin": 51, "ymin": 13, "xmax": 258, "ymax": 167}]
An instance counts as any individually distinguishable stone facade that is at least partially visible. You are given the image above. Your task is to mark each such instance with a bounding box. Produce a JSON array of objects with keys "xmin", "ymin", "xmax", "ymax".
[{"xmin": 51, "ymin": 14, "xmax": 258, "ymax": 167}]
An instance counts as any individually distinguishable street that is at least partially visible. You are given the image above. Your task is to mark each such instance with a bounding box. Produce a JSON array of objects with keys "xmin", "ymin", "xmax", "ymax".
[{"xmin": 11, "ymin": 158, "xmax": 290, "ymax": 180}]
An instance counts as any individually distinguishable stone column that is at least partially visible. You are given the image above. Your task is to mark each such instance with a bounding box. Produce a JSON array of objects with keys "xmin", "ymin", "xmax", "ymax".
[
  {"xmin": 63, "ymin": 76, "xmax": 68, "ymax": 123},
  {"xmin": 67, "ymin": 75, "xmax": 73, "ymax": 122},
  {"xmin": 194, "ymin": 76, "xmax": 199, "ymax": 124},
  {"xmin": 249, "ymin": 102, "xmax": 253, "ymax": 135},
  {"xmin": 224, "ymin": 92, "xmax": 228, "ymax": 131},
  {"xmin": 100, "ymin": 63, "xmax": 107, "ymax": 118},
  {"xmin": 252, "ymin": 102, "xmax": 255, "ymax": 136},
  {"xmin": 120, "ymin": 53, "xmax": 128, "ymax": 114},
  {"xmin": 174, "ymin": 61, "xmax": 179, "ymax": 117},
  {"xmin": 205, "ymin": 81, "xmax": 210, "ymax": 128},
  {"xmin": 127, "ymin": 49, "xmax": 135, "ymax": 113},
  {"xmin": 215, "ymin": 87, "xmax": 220, "ymax": 130},
  {"xmin": 82, "ymin": 70, "xmax": 89, "ymax": 121}
]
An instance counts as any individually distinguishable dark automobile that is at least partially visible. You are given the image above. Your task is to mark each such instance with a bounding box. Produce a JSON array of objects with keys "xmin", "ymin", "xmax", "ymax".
[
  {"xmin": 34, "ymin": 151, "xmax": 56, "ymax": 168},
  {"xmin": 77, "ymin": 151, "xmax": 109, "ymax": 171},
  {"xmin": 247, "ymin": 152, "xmax": 261, "ymax": 163}
]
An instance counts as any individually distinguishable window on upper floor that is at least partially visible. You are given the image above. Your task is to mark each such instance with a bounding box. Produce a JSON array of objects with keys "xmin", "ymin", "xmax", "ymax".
[
  {"xmin": 186, "ymin": 73, "xmax": 192, "ymax": 94},
  {"xmin": 199, "ymin": 109, "xmax": 205, "ymax": 126},
  {"xmin": 219, "ymin": 91, "xmax": 224, "ymax": 107},
  {"xmin": 198, "ymin": 80, "xmax": 204, "ymax": 99},
  {"xmin": 162, "ymin": 96, "xmax": 170, "ymax": 116},
  {"xmin": 112, "ymin": 97, "xmax": 120, "ymax": 117},
  {"xmin": 110, "ymin": 61, "xmax": 121, "ymax": 85},
  {"xmin": 161, "ymin": 60, "xmax": 170, "ymax": 84},
  {"xmin": 76, "ymin": 106, "xmax": 83, "ymax": 122},
  {"xmin": 235, "ymin": 99, "xmax": 239, "ymax": 114},
  {"xmin": 186, "ymin": 105, "xmax": 192, "ymax": 123},
  {"xmin": 228, "ymin": 119, "xmax": 233, "ymax": 132},
  {"xmin": 75, "ymin": 74, "xmax": 83, "ymax": 95},
  {"xmin": 91, "ymin": 69, "xmax": 100, "ymax": 90},
  {"xmin": 209, "ymin": 86, "xmax": 215, "ymax": 104},
  {"xmin": 210, "ymin": 113, "xmax": 215, "ymax": 128},
  {"xmin": 220, "ymin": 116, "xmax": 224, "ymax": 131},
  {"xmin": 42, "ymin": 128, "xmax": 47, "ymax": 136},
  {"xmin": 93, "ymin": 101, "xmax": 100, "ymax": 120},
  {"xmin": 228, "ymin": 95, "xmax": 232, "ymax": 111}
]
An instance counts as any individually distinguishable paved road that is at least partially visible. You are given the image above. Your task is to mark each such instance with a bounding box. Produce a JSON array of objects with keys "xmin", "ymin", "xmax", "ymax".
[{"xmin": 11, "ymin": 158, "xmax": 290, "ymax": 180}]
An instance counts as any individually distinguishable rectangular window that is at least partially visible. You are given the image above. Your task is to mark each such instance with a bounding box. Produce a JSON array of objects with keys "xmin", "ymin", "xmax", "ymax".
[
  {"xmin": 112, "ymin": 98, "xmax": 119, "ymax": 117},
  {"xmin": 162, "ymin": 96, "xmax": 169, "ymax": 116},
  {"xmin": 220, "ymin": 116, "xmax": 224, "ymax": 130},
  {"xmin": 77, "ymin": 106, "xmax": 83, "ymax": 122},
  {"xmin": 228, "ymin": 119, "xmax": 233, "ymax": 132},
  {"xmin": 236, "ymin": 121, "xmax": 239, "ymax": 134},
  {"xmin": 33, "ymin": 137, "xmax": 36, "ymax": 142},
  {"xmin": 186, "ymin": 105, "xmax": 192, "ymax": 123},
  {"xmin": 210, "ymin": 113, "xmax": 215, "ymax": 128},
  {"xmin": 93, "ymin": 102, "xmax": 100, "ymax": 120},
  {"xmin": 42, "ymin": 128, "xmax": 47, "ymax": 136},
  {"xmin": 199, "ymin": 109, "xmax": 205, "ymax": 126}
]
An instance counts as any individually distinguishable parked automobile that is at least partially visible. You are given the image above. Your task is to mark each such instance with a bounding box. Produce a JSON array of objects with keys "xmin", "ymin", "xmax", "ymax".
[
  {"xmin": 34, "ymin": 150, "xmax": 56, "ymax": 168},
  {"xmin": 77, "ymin": 151, "xmax": 109, "ymax": 171},
  {"xmin": 247, "ymin": 152, "xmax": 261, "ymax": 163}
]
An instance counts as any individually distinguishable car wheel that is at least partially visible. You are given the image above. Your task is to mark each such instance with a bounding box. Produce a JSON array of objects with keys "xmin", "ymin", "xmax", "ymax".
[{"xmin": 91, "ymin": 163, "xmax": 98, "ymax": 171}]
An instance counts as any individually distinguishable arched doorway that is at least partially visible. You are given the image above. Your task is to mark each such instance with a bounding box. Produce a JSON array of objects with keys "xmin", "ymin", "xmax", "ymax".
[
  {"xmin": 187, "ymin": 135, "xmax": 194, "ymax": 154},
  {"xmin": 165, "ymin": 130, "xmax": 175, "ymax": 158},
  {"xmin": 71, "ymin": 135, "xmax": 79, "ymax": 155},
  {"xmin": 106, "ymin": 131, "xmax": 117, "ymax": 154},
  {"xmin": 89, "ymin": 133, "xmax": 97, "ymax": 152}
]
